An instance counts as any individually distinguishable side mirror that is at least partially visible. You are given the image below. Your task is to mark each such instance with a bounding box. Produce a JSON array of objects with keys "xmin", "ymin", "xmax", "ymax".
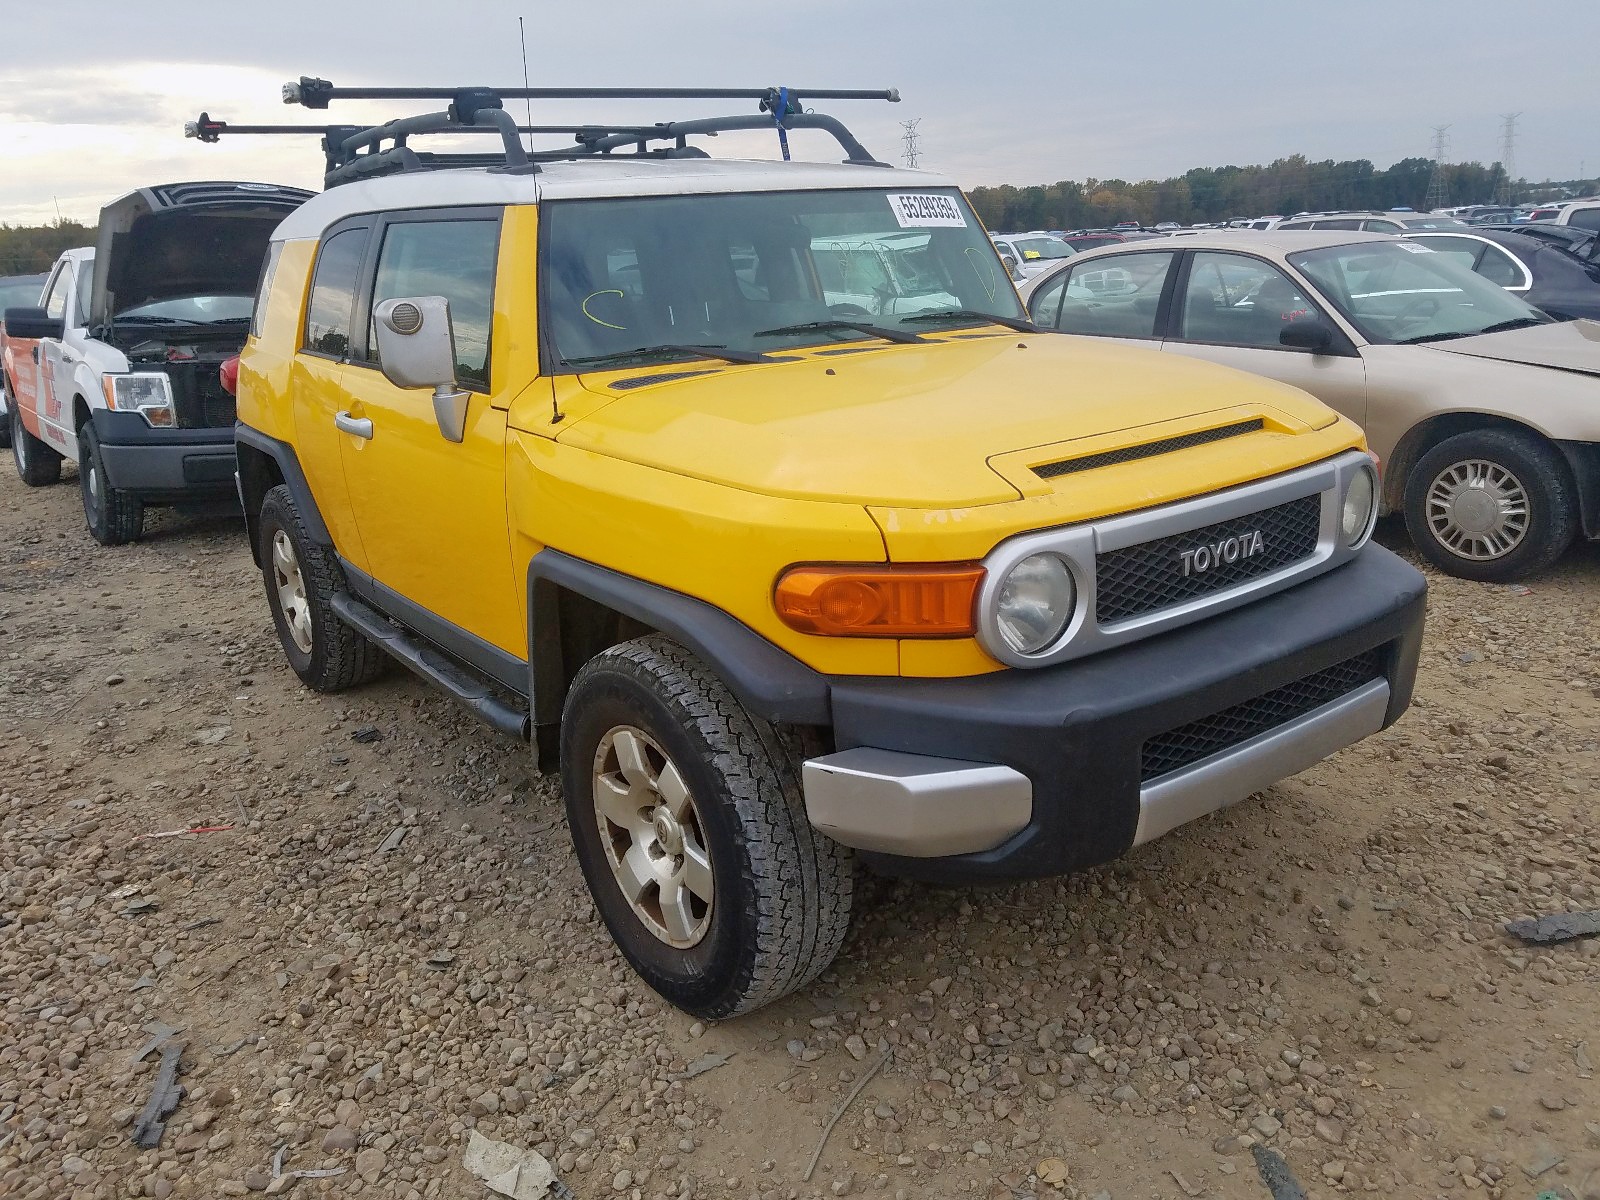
[
  {"xmin": 3, "ymin": 307, "xmax": 63, "ymax": 341},
  {"xmin": 1279, "ymin": 317, "xmax": 1335, "ymax": 352},
  {"xmin": 372, "ymin": 296, "xmax": 470, "ymax": 443}
]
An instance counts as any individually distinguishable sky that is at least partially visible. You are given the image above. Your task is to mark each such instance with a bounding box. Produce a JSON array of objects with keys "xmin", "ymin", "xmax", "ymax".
[{"xmin": 2, "ymin": 0, "xmax": 1595, "ymax": 226}]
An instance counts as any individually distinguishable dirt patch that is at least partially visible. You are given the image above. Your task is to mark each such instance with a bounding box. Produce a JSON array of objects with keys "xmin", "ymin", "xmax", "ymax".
[{"xmin": 2, "ymin": 468, "xmax": 1598, "ymax": 1200}]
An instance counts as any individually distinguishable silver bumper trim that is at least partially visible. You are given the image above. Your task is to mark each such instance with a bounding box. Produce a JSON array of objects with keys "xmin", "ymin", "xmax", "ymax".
[
  {"xmin": 1134, "ymin": 677, "xmax": 1390, "ymax": 846},
  {"xmin": 801, "ymin": 748, "xmax": 1032, "ymax": 858}
]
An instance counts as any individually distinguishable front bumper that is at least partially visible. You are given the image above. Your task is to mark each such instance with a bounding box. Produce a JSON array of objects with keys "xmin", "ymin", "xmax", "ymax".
[
  {"xmin": 90, "ymin": 410, "xmax": 236, "ymax": 499},
  {"xmin": 805, "ymin": 544, "xmax": 1425, "ymax": 883}
]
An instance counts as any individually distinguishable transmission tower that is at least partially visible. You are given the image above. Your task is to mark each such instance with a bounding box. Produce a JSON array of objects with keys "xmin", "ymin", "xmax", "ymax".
[
  {"xmin": 900, "ymin": 119, "xmax": 921, "ymax": 169},
  {"xmin": 1423, "ymin": 124, "xmax": 1451, "ymax": 211},
  {"xmin": 1495, "ymin": 113, "xmax": 1520, "ymax": 205}
]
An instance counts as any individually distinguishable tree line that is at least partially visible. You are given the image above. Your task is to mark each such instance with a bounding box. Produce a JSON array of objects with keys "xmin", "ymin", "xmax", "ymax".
[
  {"xmin": 0, "ymin": 221, "xmax": 97, "ymax": 277},
  {"xmin": 967, "ymin": 155, "xmax": 1593, "ymax": 231}
]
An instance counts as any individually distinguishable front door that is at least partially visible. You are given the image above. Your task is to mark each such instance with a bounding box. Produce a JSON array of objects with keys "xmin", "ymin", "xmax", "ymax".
[
  {"xmin": 1160, "ymin": 251, "xmax": 1368, "ymax": 429},
  {"xmin": 333, "ymin": 208, "xmax": 522, "ymax": 662}
]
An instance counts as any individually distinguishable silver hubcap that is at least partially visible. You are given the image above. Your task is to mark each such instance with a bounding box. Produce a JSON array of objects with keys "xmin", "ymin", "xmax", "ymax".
[
  {"xmin": 1425, "ymin": 459, "xmax": 1530, "ymax": 561},
  {"xmin": 86, "ymin": 463, "xmax": 98, "ymax": 501},
  {"xmin": 271, "ymin": 530, "xmax": 314, "ymax": 654},
  {"xmin": 592, "ymin": 726, "xmax": 713, "ymax": 948}
]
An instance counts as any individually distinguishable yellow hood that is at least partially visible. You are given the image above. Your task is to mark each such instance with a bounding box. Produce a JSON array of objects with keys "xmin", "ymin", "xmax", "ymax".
[{"xmin": 551, "ymin": 334, "xmax": 1341, "ymax": 508}]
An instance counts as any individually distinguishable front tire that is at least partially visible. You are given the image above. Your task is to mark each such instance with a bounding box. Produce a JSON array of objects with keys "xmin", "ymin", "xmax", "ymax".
[
  {"xmin": 257, "ymin": 484, "xmax": 386, "ymax": 692},
  {"xmin": 79, "ymin": 423, "xmax": 144, "ymax": 545},
  {"xmin": 561, "ymin": 636, "xmax": 853, "ymax": 1019},
  {"xmin": 1403, "ymin": 429, "xmax": 1576, "ymax": 582},
  {"xmin": 9, "ymin": 397, "xmax": 61, "ymax": 487}
]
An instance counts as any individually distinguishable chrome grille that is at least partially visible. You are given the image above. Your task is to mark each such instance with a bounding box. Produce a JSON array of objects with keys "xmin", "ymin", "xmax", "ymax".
[
  {"xmin": 1141, "ymin": 650, "xmax": 1383, "ymax": 782},
  {"xmin": 1096, "ymin": 493, "xmax": 1320, "ymax": 624}
]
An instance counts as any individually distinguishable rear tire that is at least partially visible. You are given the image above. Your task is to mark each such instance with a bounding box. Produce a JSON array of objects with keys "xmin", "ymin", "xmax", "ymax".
[
  {"xmin": 79, "ymin": 423, "xmax": 144, "ymax": 545},
  {"xmin": 561, "ymin": 636, "xmax": 853, "ymax": 1019},
  {"xmin": 1402, "ymin": 429, "xmax": 1576, "ymax": 582},
  {"xmin": 257, "ymin": 484, "xmax": 386, "ymax": 692},
  {"xmin": 9, "ymin": 398, "xmax": 61, "ymax": 487}
]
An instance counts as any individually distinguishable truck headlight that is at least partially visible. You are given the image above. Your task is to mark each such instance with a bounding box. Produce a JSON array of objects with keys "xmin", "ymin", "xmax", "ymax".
[
  {"xmin": 994, "ymin": 553, "xmax": 1075, "ymax": 654},
  {"xmin": 1341, "ymin": 464, "xmax": 1377, "ymax": 547},
  {"xmin": 103, "ymin": 374, "xmax": 176, "ymax": 428}
]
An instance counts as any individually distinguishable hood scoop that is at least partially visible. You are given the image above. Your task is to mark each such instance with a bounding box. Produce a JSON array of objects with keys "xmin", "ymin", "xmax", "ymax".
[{"xmin": 1034, "ymin": 418, "xmax": 1265, "ymax": 480}]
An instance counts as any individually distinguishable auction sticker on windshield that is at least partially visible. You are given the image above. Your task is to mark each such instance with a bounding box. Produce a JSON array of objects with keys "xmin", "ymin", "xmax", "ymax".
[{"xmin": 888, "ymin": 193, "xmax": 967, "ymax": 228}]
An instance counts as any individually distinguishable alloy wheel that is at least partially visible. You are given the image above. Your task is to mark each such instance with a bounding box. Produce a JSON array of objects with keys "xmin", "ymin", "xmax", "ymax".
[
  {"xmin": 591, "ymin": 725, "xmax": 713, "ymax": 948},
  {"xmin": 271, "ymin": 529, "xmax": 315, "ymax": 654}
]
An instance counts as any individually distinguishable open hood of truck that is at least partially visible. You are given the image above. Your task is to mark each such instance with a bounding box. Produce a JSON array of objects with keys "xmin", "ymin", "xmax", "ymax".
[
  {"xmin": 554, "ymin": 334, "xmax": 1343, "ymax": 508},
  {"xmin": 91, "ymin": 182, "xmax": 314, "ymax": 327}
]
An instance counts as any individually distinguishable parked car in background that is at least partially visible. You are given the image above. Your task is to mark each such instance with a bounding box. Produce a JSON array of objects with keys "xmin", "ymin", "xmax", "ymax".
[
  {"xmin": 0, "ymin": 272, "xmax": 49, "ymax": 447},
  {"xmin": 1403, "ymin": 227, "xmax": 1600, "ymax": 322},
  {"xmin": 1277, "ymin": 211, "xmax": 1468, "ymax": 233},
  {"xmin": 1555, "ymin": 199, "xmax": 1600, "ymax": 232},
  {"xmin": 989, "ymin": 232, "xmax": 1075, "ymax": 278},
  {"xmin": 1059, "ymin": 231, "xmax": 1160, "ymax": 252},
  {"xmin": 1517, "ymin": 204, "xmax": 1569, "ymax": 223},
  {"xmin": 1021, "ymin": 231, "xmax": 1600, "ymax": 582},
  {"xmin": 811, "ymin": 231, "xmax": 963, "ymax": 316},
  {"xmin": 1, "ymin": 181, "xmax": 310, "ymax": 544},
  {"xmin": 1464, "ymin": 207, "xmax": 1520, "ymax": 225}
]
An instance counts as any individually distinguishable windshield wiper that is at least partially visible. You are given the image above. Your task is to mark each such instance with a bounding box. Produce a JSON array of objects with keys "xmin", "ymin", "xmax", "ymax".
[
  {"xmin": 898, "ymin": 309, "xmax": 1038, "ymax": 333},
  {"xmin": 753, "ymin": 319, "xmax": 926, "ymax": 345},
  {"xmin": 1397, "ymin": 316, "xmax": 1547, "ymax": 345},
  {"xmin": 563, "ymin": 343, "xmax": 776, "ymax": 369}
]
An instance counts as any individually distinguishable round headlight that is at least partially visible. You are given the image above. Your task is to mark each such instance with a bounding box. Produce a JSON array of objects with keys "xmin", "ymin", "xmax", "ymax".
[
  {"xmin": 1342, "ymin": 466, "xmax": 1377, "ymax": 546},
  {"xmin": 995, "ymin": 553, "xmax": 1076, "ymax": 655}
]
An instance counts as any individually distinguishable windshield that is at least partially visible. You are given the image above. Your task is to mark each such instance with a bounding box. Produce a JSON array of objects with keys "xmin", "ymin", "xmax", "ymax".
[
  {"xmin": 1012, "ymin": 237, "xmax": 1075, "ymax": 261},
  {"xmin": 1401, "ymin": 217, "xmax": 1468, "ymax": 230},
  {"xmin": 1288, "ymin": 241, "xmax": 1547, "ymax": 343},
  {"xmin": 116, "ymin": 295, "xmax": 255, "ymax": 324},
  {"xmin": 541, "ymin": 187, "xmax": 1023, "ymax": 369}
]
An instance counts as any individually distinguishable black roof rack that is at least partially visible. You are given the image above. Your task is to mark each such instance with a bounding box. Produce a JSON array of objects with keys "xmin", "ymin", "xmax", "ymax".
[{"xmin": 187, "ymin": 80, "xmax": 901, "ymax": 188}]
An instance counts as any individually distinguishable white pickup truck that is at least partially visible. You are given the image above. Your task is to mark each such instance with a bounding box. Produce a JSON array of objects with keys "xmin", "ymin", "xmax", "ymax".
[{"xmin": 2, "ymin": 182, "xmax": 311, "ymax": 544}]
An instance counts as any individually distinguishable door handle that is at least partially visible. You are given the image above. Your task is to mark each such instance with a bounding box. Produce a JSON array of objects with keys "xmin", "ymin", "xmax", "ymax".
[
  {"xmin": 60, "ymin": 353, "xmax": 77, "ymax": 365},
  {"xmin": 334, "ymin": 411, "xmax": 373, "ymax": 439}
]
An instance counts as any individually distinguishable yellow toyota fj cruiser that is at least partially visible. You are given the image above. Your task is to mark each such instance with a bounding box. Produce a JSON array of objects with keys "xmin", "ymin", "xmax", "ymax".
[{"xmin": 217, "ymin": 82, "xmax": 1426, "ymax": 1018}]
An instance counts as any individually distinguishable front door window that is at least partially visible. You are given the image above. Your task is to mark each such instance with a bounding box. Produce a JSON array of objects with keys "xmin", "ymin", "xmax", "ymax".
[{"xmin": 1178, "ymin": 252, "xmax": 1323, "ymax": 348}]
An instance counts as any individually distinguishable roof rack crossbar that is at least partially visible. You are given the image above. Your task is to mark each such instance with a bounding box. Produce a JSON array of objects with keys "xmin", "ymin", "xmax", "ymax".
[
  {"xmin": 283, "ymin": 77, "xmax": 899, "ymax": 109},
  {"xmin": 190, "ymin": 82, "xmax": 901, "ymax": 186}
]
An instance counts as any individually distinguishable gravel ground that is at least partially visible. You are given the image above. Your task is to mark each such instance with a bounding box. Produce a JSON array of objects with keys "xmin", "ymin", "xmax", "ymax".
[{"xmin": 2, "ymin": 464, "xmax": 1598, "ymax": 1200}]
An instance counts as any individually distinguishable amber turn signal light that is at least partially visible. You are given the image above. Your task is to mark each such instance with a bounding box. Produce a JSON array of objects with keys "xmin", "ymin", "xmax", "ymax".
[{"xmin": 775, "ymin": 564, "xmax": 984, "ymax": 638}]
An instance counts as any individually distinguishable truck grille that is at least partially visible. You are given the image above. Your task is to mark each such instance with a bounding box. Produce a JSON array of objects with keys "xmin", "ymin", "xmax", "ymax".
[
  {"xmin": 164, "ymin": 362, "xmax": 237, "ymax": 430},
  {"xmin": 1140, "ymin": 649, "xmax": 1383, "ymax": 782},
  {"xmin": 1096, "ymin": 493, "xmax": 1320, "ymax": 624}
]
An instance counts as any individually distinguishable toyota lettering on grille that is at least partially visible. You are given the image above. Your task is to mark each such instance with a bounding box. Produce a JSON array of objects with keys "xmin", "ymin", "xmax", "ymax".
[{"xmin": 1178, "ymin": 530, "xmax": 1265, "ymax": 577}]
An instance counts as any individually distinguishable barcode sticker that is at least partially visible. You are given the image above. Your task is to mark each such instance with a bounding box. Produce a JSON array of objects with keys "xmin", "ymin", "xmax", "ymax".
[{"xmin": 887, "ymin": 193, "xmax": 967, "ymax": 228}]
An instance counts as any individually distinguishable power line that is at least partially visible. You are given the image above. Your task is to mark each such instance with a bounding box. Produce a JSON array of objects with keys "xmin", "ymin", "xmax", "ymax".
[
  {"xmin": 1495, "ymin": 113, "xmax": 1520, "ymax": 205},
  {"xmin": 899, "ymin": 119, "xmax": 921, "ymax": 169}
]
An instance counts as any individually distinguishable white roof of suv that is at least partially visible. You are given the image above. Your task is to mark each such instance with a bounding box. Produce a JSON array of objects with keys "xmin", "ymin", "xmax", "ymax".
[{"xmin": 273, "ymin": 159, "xmax": 957, "ymax": 241}]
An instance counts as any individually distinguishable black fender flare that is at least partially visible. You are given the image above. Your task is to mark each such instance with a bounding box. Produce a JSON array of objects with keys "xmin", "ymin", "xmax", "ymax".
[
  {"xmin": 235, "ymin": 424, "xmax": 333, "ymax": 561},
  {"xmin": 526, "ymin": 549, "xmax": 832, "ymax": 765}
]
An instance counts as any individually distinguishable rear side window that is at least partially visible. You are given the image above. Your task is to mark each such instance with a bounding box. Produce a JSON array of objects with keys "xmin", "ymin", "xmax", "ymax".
[
  {"xmin": 1569, "ymin": 208, "xmax": 1600, "ymax": 232},
  {"xmin": 251, "ymin": 243, "xmax": 284, "ymax": 340},
  {"xmin": 303, "ymin": 228, "xmax": 370, "ymax": 358},
  {"xmin": 1048, "ymin": 251, "xmax": 1175, "ymax": 340},
  {"xmin": 367, "ymin": 218, "xmax": 500, "ymax": 390}
]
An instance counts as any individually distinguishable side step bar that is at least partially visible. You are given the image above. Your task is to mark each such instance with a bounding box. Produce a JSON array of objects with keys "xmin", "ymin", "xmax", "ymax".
[{"xmin": 331, "ymin": 592, "xmax": 530, "ymax": 740}]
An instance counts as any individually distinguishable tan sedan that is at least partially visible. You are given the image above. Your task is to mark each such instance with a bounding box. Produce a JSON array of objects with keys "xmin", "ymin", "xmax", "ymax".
[{"xmin": 1020, "ymin": 231, "xmax": 1600, "ymax": 581}]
